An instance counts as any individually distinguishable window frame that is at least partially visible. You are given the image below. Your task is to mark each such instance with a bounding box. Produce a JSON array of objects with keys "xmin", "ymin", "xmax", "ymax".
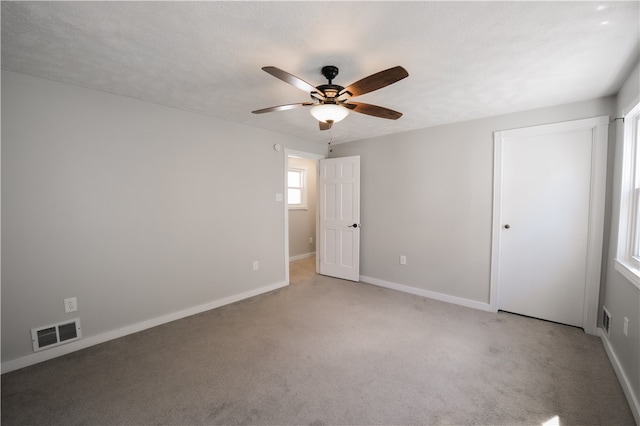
[
  {"xmin": 287, "ymin": 167, "xmax": 308, "ymax": 210},
  {"xmin": 615, "ymin": 99, "xmax": 640, "ymax": 289}
]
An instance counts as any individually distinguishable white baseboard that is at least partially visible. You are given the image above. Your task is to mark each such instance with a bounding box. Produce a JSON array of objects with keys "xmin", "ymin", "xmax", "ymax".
[
  {"xmin": 598, "ymin": 328, "xmax": 640, "ymax": 424},
  {"xmin": 359, "ymin": 275, "xmax": 492, "ymax": 312},
  {"xmin": 289, "ymin": 252, "xmax": 315, "ymax": 262},
  {"xmin": 1, "ymin": 280, "xmax": 288, "ymax": 374}
]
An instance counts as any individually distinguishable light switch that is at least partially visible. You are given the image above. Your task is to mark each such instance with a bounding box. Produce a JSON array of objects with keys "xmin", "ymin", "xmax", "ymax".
[
  {"xmin": 623, "ymin": 317, "xmax": 629, "ymax": 337},
  {"xmin": 275, "ymin": 193, "xmax": 283, "ymax": 202}
]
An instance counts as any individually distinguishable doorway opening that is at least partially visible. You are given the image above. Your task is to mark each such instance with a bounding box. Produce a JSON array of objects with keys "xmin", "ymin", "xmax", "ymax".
[{"xmin": 284, "ymin": 149, "xmax": 325, "ymax": 285}]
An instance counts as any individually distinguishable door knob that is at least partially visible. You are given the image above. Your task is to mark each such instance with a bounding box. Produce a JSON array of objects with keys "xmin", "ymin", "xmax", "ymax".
[
  {"xmin": 350, "ymin": 224, "xmax": 360, "ymax": 228},
  {"xmin": 504, "ymin": 224, "xmax": 511, "ymax": 229}
]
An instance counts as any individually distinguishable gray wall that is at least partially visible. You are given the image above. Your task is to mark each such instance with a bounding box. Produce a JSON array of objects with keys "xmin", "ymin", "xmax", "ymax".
[
  {"xmin": 288, "ymin": 157, "xmax": 317, "ymax": 259},
  {"xmin": 1, "ymin": 71, "xmax": 326, "ymax": 364},
  {"xmin": 602, "ymin": 61, "xmax": 640, "ymax": 408}
]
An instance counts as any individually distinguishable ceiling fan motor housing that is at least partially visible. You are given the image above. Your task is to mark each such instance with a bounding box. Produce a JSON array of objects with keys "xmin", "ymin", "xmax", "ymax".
[{"xmin": 315, "ymin": 84, "xmax": 344, "ymax": 102}]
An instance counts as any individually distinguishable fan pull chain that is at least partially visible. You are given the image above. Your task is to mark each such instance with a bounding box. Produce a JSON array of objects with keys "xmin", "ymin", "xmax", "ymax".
[{"xmin": 328, "ymin": 130, "xmax": 333, "ymax": 153}]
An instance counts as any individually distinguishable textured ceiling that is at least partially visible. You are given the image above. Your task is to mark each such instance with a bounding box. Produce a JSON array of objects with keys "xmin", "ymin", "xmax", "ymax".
[{"xmin": 2, "ymin": 1, "xmax": 639, "ymax": 144}]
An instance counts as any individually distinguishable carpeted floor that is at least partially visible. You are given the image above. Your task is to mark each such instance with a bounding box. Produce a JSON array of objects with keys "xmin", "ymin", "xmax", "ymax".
[{"xmin": 1, "ymin": 256, "xmax": 635, "ymax": 425}]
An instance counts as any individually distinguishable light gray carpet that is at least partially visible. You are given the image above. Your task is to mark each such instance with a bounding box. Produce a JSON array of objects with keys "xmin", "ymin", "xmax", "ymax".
[{"xmin": 1, "ymin": 256, "xmax": 635, "ymax": 425}]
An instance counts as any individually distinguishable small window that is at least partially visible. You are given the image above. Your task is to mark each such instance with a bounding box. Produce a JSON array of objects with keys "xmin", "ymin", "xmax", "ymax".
[
  {"xmin": 615, "ymin": 100, "xmax": 640, "ymax": 289},
  {"xmin": 288, "ymin": 168, "xmax": 307, "ymax": 209}
]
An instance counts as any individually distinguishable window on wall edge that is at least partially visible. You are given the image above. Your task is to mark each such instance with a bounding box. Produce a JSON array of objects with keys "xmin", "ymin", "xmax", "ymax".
[
  {"xmin": 615, "ymin": 99, "xmax": 640, "ymax": 290},
  {"xmin": 288, "ymin": 168, "xmax": 307, "ymax": 210}
]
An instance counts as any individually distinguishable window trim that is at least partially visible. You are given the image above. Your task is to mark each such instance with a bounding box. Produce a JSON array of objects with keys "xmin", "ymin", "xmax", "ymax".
[
  {"xmin": 615, "ymin": 99, "xmax": 640, "ymax": 290},
  {"xmin": 287, "ymin": 167, "xmax": 308, "ymax": 210}
]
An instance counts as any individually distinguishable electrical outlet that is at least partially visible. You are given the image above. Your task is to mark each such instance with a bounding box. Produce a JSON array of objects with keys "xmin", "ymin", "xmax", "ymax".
[
  {"xmin": 253, "ymin": 261, "xmax": 259, "ymax": 271},
  {"xmin": 400, "ymin": 255, "xmax": 407, "ymax": 265},
  {"xmin": 64, "ymin": 297, "xmax": 77, "ymax": 313},
  {"xmin": 623, "ymin": 317, "xmax": 629, "ymax": 337}
]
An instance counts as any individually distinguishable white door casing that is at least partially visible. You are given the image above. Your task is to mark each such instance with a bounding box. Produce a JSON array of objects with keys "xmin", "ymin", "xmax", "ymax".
[
  {"xmin": 490, "ymin": 116, "xmax": 608, "ymax": 335},
  {"xmin": 319, "ymin": 156, "xmax": 361, "ymax": 281}
]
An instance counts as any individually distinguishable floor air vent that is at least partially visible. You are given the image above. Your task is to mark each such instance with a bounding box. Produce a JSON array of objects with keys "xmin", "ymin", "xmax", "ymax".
[
  {"xmin": 602, "ymin": 307, "xmax": 611, "ymax": 336},
  {"xmin": 31, "ymin": 318, "xmax": 81, "ymax": 352}
]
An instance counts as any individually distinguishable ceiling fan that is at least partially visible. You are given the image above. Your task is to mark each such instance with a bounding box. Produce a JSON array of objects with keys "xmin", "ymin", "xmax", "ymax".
[{"xmin": 252, "ymin": 65, "xmax": 409, "ymax": 130}]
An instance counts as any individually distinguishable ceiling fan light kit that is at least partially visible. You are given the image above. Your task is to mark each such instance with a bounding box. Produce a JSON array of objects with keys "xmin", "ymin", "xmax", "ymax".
[
  {"xmin": 310, "ymin": 104, "xmax": 349, "ymax": 124},
  {"xmin": 252, "ymin": 65, "xmax": 408, "ymax": 131}
]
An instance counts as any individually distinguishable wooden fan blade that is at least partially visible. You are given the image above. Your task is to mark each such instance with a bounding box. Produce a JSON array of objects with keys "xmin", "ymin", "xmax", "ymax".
[
  {"xmin": 262, "ymin": 66, "xmax": 323, "ymax": 96},
  {"xmin": 339, "ymin": 66, "xmax": 408, "ymax": 98},
  {"xmin": 345, "ymin": 102, "xmax": 403, "ymax": 120},
  {"xmin": 319, "ymin": 120, "xmax": 333, "ymax": 131},
  {"xmin": 252, "ymin": 102, "xmax": 313, "ymax": 114}
]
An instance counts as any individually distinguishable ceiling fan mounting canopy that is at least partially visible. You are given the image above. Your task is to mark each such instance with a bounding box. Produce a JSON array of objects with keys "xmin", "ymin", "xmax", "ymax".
[
  {"xmin": 321, "ymin": 65, "xmax": 339, "ymax": 82},
  {"xmin": 252, "ymin": 64, "xmax": 409, "ymax": 131}
]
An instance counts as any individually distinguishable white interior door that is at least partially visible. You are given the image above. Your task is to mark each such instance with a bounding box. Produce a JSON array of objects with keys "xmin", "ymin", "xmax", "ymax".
[
  {"xmin": 319, "ymin": 156, "xmax": 360, "ymax": 281},
  {"xmin": 492, "ymin": 117, "xmax": 608, "ymax": 332}
]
